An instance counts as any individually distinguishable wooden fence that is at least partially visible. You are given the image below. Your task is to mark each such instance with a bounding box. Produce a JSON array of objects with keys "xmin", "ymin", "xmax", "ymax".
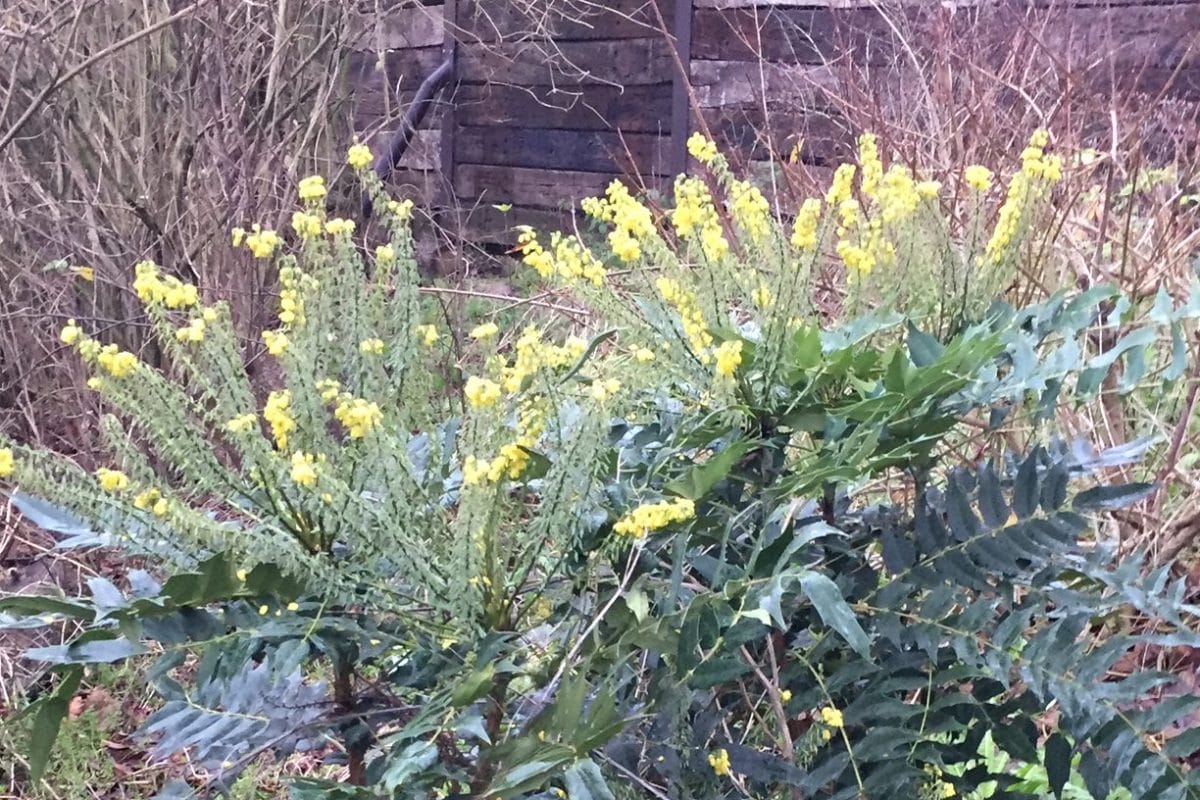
[{"xmin": 347, "ymin": 0, "xmax": 1200, "ymax": 246}]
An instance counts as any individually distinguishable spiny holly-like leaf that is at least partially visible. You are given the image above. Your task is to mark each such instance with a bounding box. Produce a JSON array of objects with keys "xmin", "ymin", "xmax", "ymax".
[
  {"xmin": 563, "ymin": 758, "xmax": 616, "ymax": 800},
  {"xmin": 1072, "ymin": 483, "xmax": 1155, "ymax": 511},
  {"xmin": 798, "ymin": 572, "xmax": 871, "ymax": 658},
  {"xmin": 25, "ymin": 665, "xmax": 83, "ymax": 782},
  {"xmin": 1044, "ymin": 732, "xmax": 1072, "ymax": 800}
]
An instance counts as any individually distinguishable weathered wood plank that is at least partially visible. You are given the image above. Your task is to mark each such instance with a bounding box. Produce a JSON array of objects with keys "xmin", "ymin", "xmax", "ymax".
[
  {"xmin": 1039, "ymin": 5, "xmax": 1200, "ymax": 69},
  {"xmin": 349, "ymin": 46, "xmax": 448, "ymax": 93},
  {"xmin": 455, "ymin": 164, "xmax": 668, "ymax": 208},
  {"xmin": 689, "ymin": 60, "xmax": 836, "ymax": 108},
  {"xmin": 455, "ymin": 126, "xmax": 671, "ymax": 175},
  {"xmin": 454, "ymin": 83, "xmax": 672, "ymax": 132},
  {"xmin": 702, "ymin": 103, "xmax": 851, "ymax": 165},
  {"xmin": 457, "ymin": 0, "xmax": 673, "ymax": 43},
  {"xmin": 458, "ymin": 38, "xmax": 673, "ymax": 86},
  {"xmin": 691, "ymin": 6, "xmax": 900, "ymax": 65},
  {"xmin": 455, "ymin": 204, "xmax": 576, "ymax": 244}
]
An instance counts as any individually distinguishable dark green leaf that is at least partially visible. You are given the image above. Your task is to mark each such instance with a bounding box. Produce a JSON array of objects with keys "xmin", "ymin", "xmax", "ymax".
[
  {"xmin": 1044, "ymin": 732, "xmax": 1072, "ymax": 800},
  {"xmin": 27, "ymin": 665, "xmax": 83, "ymax": 782},
  {"xmin": 666, "ymin": 440, "xmax": 755, "ymax": 500},
  {"xmin": 563, "ymin": 758, "xmax": 616, "ymax": 800},
  {"xmin": 797, "ymin": 572, "xmax": 871, "ymax": 658},
  {"xmin": 1072, "ymin": 483, "xmax": 1155, "ymax": 511},
  {"xmin": 907, "ymin": 322, "xmax": 945, "ymax": 367}
]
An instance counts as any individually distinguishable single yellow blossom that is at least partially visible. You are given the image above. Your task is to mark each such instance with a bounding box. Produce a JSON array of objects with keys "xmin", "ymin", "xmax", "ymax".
[
  {"xmin": 780, "ymin": 689, "xmax": 793, "ymax": 703},
  {"xmin": 133, "ymin": 487, "xmax": 161, "ymax": 511},
  {"xmin": 152, "ymin": 498, "xmax": 169, "ymax": 517},
  {"xmin": 231, "ymin": 227, "xmax": 246, "ymax": 247},
  {"xmin": 60, "ymin": 319, "xmax": 83, "ymax": 346},
  {"xmin": 86, "ymin": 377, "xmax": 104, "ymax": 390},
  {"xmin": 286, "ymin": 601, "xmax": 300, "ymax": 612},
  {"xmin": 634, "ymin": 347, "xmax": 655, "ymax": 363}
]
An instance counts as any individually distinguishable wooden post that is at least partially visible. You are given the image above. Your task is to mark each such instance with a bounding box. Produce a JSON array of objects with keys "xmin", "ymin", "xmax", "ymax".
[{"xmin": 667, "ymin": 0, "xmax": 694, "ymax": 177}]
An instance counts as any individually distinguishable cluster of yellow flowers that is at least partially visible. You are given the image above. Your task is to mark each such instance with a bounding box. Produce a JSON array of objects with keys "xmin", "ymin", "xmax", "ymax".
[
  {"xmin": 0, "ymin": 448, "xmax": 13, "ymax": 478},
  {"xmin": 791, "ymin": 198, "xmax": 824, "ymax": 251},
  {"xmin": 416, "ymin": 324, "xmax": 439, "ymax": 346},
  {"xmin": 708, "ymin": 748, "xmax": 732, "ymax": 777},
  {"xmin": 133, "ymin": 261, "xmax": 199, "ymax": 308},
  {"xmin": 96, "ymin": 344, "xmax": 139, "ymax": 379},
  {"xmin": 463, "ymin": 399, "xmax": 547, "ymax": 486},
  {"xmin": 687, "ymin": 132, "xmax": 719, "ymax": 165},
  {"xmin": 517, "ymin": 229, "xmax": 607, "ymax": 287},
  {"xmin": 347, "ymin": 142, "xmax": 373, "ymax": 171},
  {"xmin": 985, "ymin": 130, "xmax": 1062, "ymax": 265},
  {"xmin": 965, "ymin": 165, "xmax": 993, "ymax": 193},
  {"xmin": 133, "ymin": 486, "xmax": 170, "ymax": 517},
  {"xmin": 96, "ymin": 468, "xmax": 130, "ymax": 493},
  {"xmin": 613, "ymin": 497, "xmax": 695, "ymax": 538},
  {"xmin": 464, "ymin": 375, "xmax": 503, "ymax": 409},
  {"xmin": 728, "ymin": 178, "xmax": 772, "ymax": 243},
  {"xmin": 713, "ymin": 339, "xmax": 743, "ymax": 378},
  {"xmin": 277, "ymin": 265, "xmax": 318, "ymax": 328},
  {"xmin": 656, "ymin": 276, "xmax": 714, "ymax": 360},
  {"xmin": 500, "ymin": 326, "xmax": 586, "ymax": 394},
  {"xmin": 175, "ymin": 316, "xmax": 207, "ymax": 344},
  {"xmin": 333, "ymin": 396, "xmax": 383, "ymax": 439},
  {"xmin": 289, "ymin": 451, "xmax": 320, "ymax": 487},
  {"xmin": 858, "ymin": 133, "xmax": 884, "ymax": 197},
  {"xmin": 264, "ymin": 390, "xmax": 295, "ymax": 449},
  {"xmin": 291, "ymin": 210, "xmax": 322, "ymax": 239},
  {"xmin": 921, "ymin": 765, "xmax": 957, "ymax": 799},
  {"xmin": 262, "ymin": 328, "xmax": 288, "ymax": 356},
  {"xmin": 326, "ymin": 218, "xmax": 356, "ymax": 237},
  {"xmin": 581, "ymin": 179, "xmax": 657, "ymax": 263},
  {"xmin": 316, "ymin": 379, "xmax": 341, "ymax": 402},
  {"xmin": 359, "ymin": 338, "xmax": 386, "ymax": 355},
  {"xmin": 671, "ymin": 177, "xmax": 729, "ymax": 261},
  {"xmin": 298, "ymin": 175, "xmax": 327, "ymax": 203}
]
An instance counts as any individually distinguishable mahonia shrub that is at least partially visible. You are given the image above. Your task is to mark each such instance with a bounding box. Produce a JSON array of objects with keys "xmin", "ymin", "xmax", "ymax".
[{"xmin": 3, "ymin": 137, "xmax": 1200, "ymax": 800}]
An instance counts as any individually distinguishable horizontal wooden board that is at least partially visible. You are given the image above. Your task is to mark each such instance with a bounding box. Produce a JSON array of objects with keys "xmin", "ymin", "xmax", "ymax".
[
  {"xmin": 455, "ymin": 126, "xmax": 671, "ymax": 175},
  {"xmin": 458, "ymin": 37, "xmax": 673, "ymax": 86},
  {"xmin": 450, "ymin": 203, "xmax": 577, "ymax": 245},
  {"xmin": 691, "ymin": 6, "xmax": 900, "ymax": 65},
  {"xmin": 702, "ymin": 103, "xmax": 852, "ymax": 165},
  {"xmin": 453, "ymin": 82, "xmax": 672, "ymax": 132},
  {"xmin": 1037, "ymin": 5, "xmax": 1200, "ymax": 69},
  {"xmin": 457, "ymin": 0, "xmax": 673, "ymax": 43},
  {"xmin": 455, "ymin": 164, "xmax": 669, "ymax": 209},
  {"xmin": 690, "ymin": 60, "xmax": 836, "ymax": 107}
]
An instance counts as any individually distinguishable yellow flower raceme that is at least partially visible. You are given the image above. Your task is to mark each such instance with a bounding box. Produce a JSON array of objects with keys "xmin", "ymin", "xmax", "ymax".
[
  {"xmin": 387, "ymin": 199, "xmax": 415, "ymax": 220},
  {"xmin": 316, "ymin": 379, "xmax": 341, "ymax": 402},
  {"xmin": 325, "ymin": 218, "xmax": 356, "ymax": 237},
  {"xmin": 97, "ymin": 345, "xmax": 138, "ymax": 378},
  {"xmin": 264, "ymin": 390, "xmax": 295, "ymax": 450},
  {"xmin": 858, "ymin": 132, "xmax": 884, "ymax": 198},
  {"xmin": 464, "ymin": 376, "xmax": 502, "ymax": 408},
  {"xmin": 470, "ymin": 322, "xmax": 499, "ymax": 341},
  {"xmin": 0, "ymin": 448, "xmax": 14, "ymax": 478},
  {"xmin": 245, "ymin": 225, "xmax": 282, "ymax": 259},
  {"xmin": 714, "ymin": 339, "xmax": 743, "ymax": 378},
  {"xmin": 133, "ymin": 261, "xmax": 199, "ymax": 309},
  {"xmin": 334, "ymin": 397, "xmax": 383, "ymax": 439},
  {"xmin": 290, "ymin": 451, "xmax": 319, "ymax": 488},
  {"xmin": 298, "ymin": 175, "xmax": 327, "ymax": 202},
  {"xmin": 876, "ymin": 164, "xmax": 921, "ymax": 224},
  {"xmin": 634, "ymin": 347, "xmax": 655, "ymax": 364},
  {"xmin": 826, "ymin": 164, "xmax": 857, "ymax": 207},
  {"xmin": 96, "ymin": 468, "xmax": 130, "ymax": 493},
  {"xmin": 687, "ymin": 132, "xmax": 719, "ymax": 165},
  {"xmin": 656, "ymin": 277, "xmax": 713, "ymax": 359},
  {"xmin": 133, "ymin": 487, "xmax": 161, "ymax": 511},
  {"xmin": 791, "ymin": 198, "xmax": 823, "ymax": 251},
  {"xmin": 175, "ymin": 318, "xmax": 206, "ymax": 344},
  {"xmin": 375, "ymin": 244, "xmax": 395, "ymax": 264},
  {"xmin": 672, "ymin": 177, "xmax": 728, "ymax": 260},
  {"xmin": 964, "ymin": 165, "xmax": 993, "ymax": 192},
  {"xmin": 581, "ymin": 179, "xmax": 657, "ymax": 263},
  {"xmin": 751, "ymin": 282, "xmax": 773, "ymax": 309},
  {"xmin": 359, "ymin": 338, "xmax": 386, "ymax": 355},
  {"xmin": 613, "ymin": 497, "xmax": 695, "ymax": 538},
  {"xmin": 708, "ymin": 749, "xmax": 732, "ymax": 777},
  {"xmin": 347, "ymin": 143, "xmax": 373, "ymax": 170},
  {"xmin": 916, "ymin": 180, "xmax": 942, "ymax": 199},
  {"xmin": 729, "ymin": 178, "xmax": 772, "ymax": 243},
  {"xmin": 60, "ymin": 319, "xmax": 83, "ymax": 346},
  {"xmin": 291, "ymin": 211, "xmax": 323, "ymax": 239},
  {"xmin": 820, "ymin": 706, "xmax": 844, "ymax": 728},
  {"xmin": 262, "ymin": 329, "xmax": 288, "ymax": 356}
]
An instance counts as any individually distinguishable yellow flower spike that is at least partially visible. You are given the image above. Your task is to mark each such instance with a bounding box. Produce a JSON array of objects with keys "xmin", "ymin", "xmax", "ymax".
[
  {"xmin": 231, "ymin": 227, "xmax": 246, "ymax": 247},
  {"xmin": 791, "ymin": 198, "xmax": 823, "ymax": 251},
  {"xmin": 359, "ymin": 338, "xmax": 386, "ymax": 355},
  {"xmin": 820, "ymin": 705, "xmax": 844, "ymax": 728},
  {"xmin": 297, "ymin": 175, "xmax": 327, "ymax": 203},
  {"xmin": 751, "ymin": 283, "xmax": 773, "ymax": 309},
  {"xmin": 96, "ymin": 468, "xmax": 130, "ymax": 493},
  {"xmin": 347, "ymin": 142, "xmax": 374, "ymax": 171},
  {"xmin": 469, "ymin": 322, "xmax": 499, "ymax": 341},
  {"xmin": 262, "ymin": 329, "xmax": 289, "ymax": 357},
  {"xmin": 375, "ymin": 244, "xmax": 395, "ymax": 264},
  {"xmin": 686, "ymin": 132, "xmax": 719, "ymax": 165},
  {"xmin": 289, "ymin": 452, "xmax": 319, "ymax": 487},
  {"xmin": 0, "ymin": 448, "xmax": 15, "ymax": 478},
  {"xmin": 245, "ymin": 227, "xmax": 282, "ymax": 259},
  {"xmin": 714, "ymin": 340, "xmax": 743, "ymax": 378},
  {"xmin": 334, "ymin": 397, "xmax": 383, "ymax": 438},
  {"xmin": 916, "ymin": 180, "xmax": 942, "ymax": 199},
  {"xmin": 613, "ymin": 498, "xmax": 695, "ymax": 538},
  {"xmin": 826, "ymin": 163, "xmax": 857, "ymax": 206},
  {"xmin": 60, "ymin": 319, "xmax": 83, "ymax": 346},
  {"xmin": 86, "ymin": 377, "xmax": 104, "ymax": 391},
  {"xmin": 97, "ymin": 345, "xmax": 139, "ymax": 378},
  {"xmin": 291, "ymin": 211, "xmax": 323, "ymax": 239},
  {"xmin": 325, "ymin": 218, "xmax": 356, "ymax": 237},
  {"xmin": 152, "ymin": 498, "xmax": 170, "ymax": 517},
  {"xmin": 964, "ymin": 165, "xmax": 993, "ymax": 192},
  {"xmin": 464, "ymin": 376, "xmax": 502, "ymax": 409},
  {"xmin": 387, "ymin": 198, "xmax": 415, "ymax": 220},
  {"xmin": 264, "ymin": 390, "xmax": 295, "ymax": 450},
  {"xmin": 707, "ymin": 748, "xmax": 732, "ymax": 777},
  {"xmin": 634, "ymin": 347, "xmax": 655, "ymax": 364},
  {"xmin": 858, "ymin": 132, "xmax": 884, "ymax": 198}
]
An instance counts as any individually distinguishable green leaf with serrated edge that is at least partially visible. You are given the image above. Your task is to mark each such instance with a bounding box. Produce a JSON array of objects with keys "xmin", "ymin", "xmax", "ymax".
[
  {"xmin": 563, "ymin": 758, "xmax": 616, "ymax": 800},
  {"xmin": 666, "ymin": 439, "xmax": 755, "ymax": 500},
  {"xmin": 797, "ymin": 572, "xmax": 871, "ymax": 658}
]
